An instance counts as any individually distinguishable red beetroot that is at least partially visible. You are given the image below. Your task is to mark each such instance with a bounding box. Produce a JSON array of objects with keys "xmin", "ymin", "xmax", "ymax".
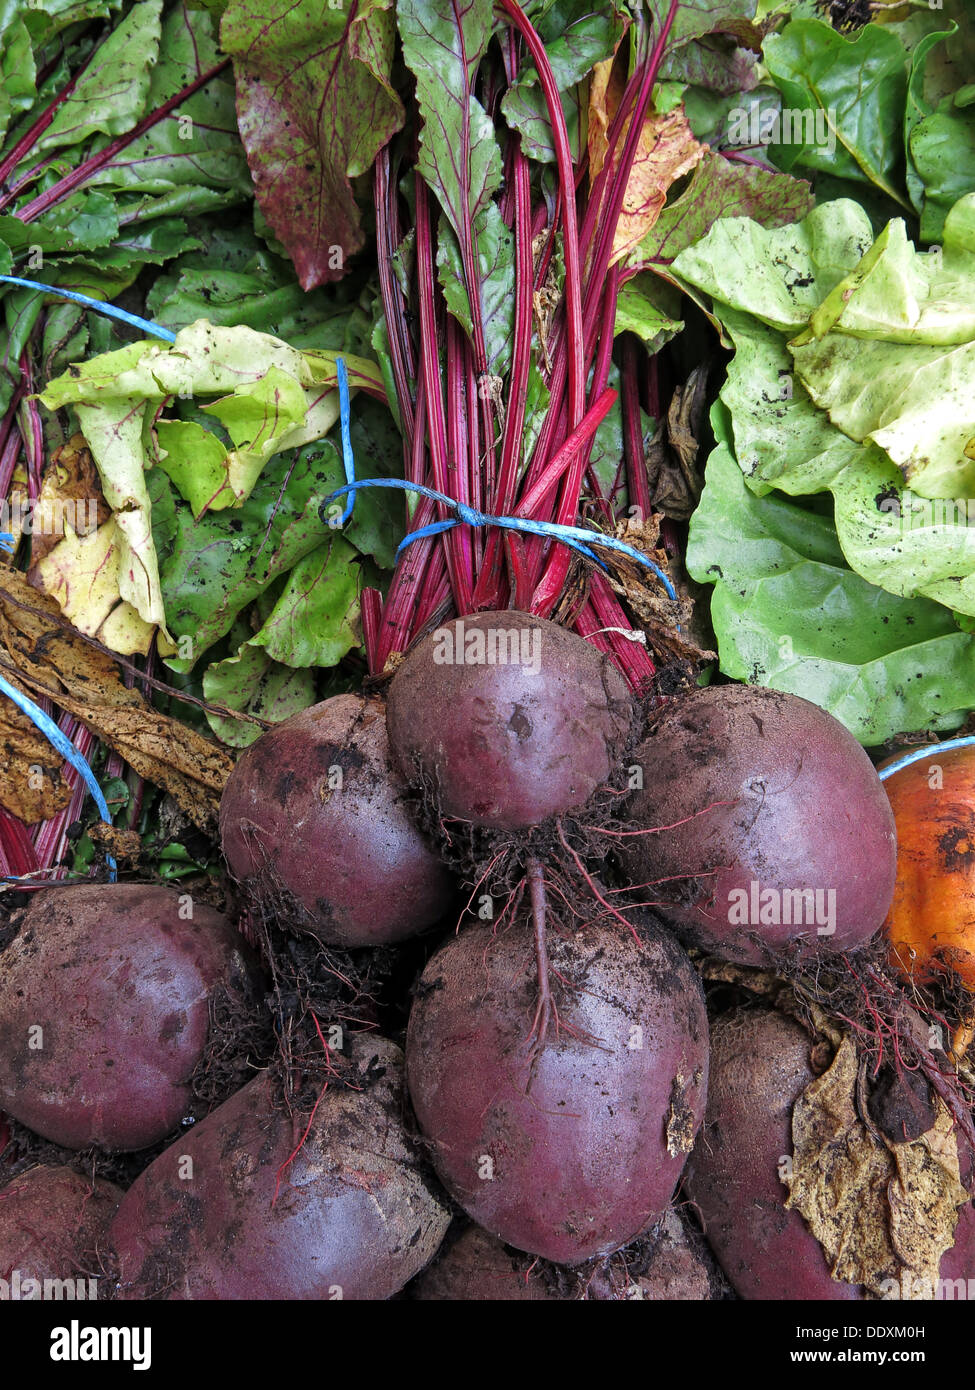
[
  {"xmin": 406, "ymin": 913, "xmax": 708, "ymax": 1264},
  {"xmin": 684, "ymin": 1007, "xmax": 861, "ymax": 1301},
  {"xmin": 110, "ymin": 1035, "xmax": 450, "ymax": 1300},
  {"xmin": 220, "ymin": 693, "xmax": 454, "ymax": 946},
  {"xmin": 386, "ymin": 611, "xmax": 635, "ymax": 830},
  {"xmin": 621, "ymin": 685, "xmax": 897, "ymax": 964},
  {"xmin": 0, "ymin": 884, "xmax": 257, "ymax": 1152},
  {"xmin": 0, "ymin": 1166, "xmax": 122, "ymax": 1291}
]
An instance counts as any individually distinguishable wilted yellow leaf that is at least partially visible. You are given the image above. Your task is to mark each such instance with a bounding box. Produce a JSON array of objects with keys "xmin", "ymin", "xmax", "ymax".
[
  {"xmin": 35, "ymin": 516, "xmax": 155, "ymax": 657},
  {"xmin": 587, "ymin": 61, "xmax": 704, "ymax": 266}
]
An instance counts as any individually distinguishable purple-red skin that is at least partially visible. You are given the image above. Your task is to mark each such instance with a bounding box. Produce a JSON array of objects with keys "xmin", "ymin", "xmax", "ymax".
[
  {"xmin": 219, "ymin": 694, "xmax": 455, "ymax": 946},
  {"xmin": 0, "ymin": 884, "xmax": 256, "ymax": 1152},
  {"xmin": 940, "ymin": 1203, "xmax": 975, "ymax": 1293},
  {"xmin": 409, "ymin": 1225, "xmax": 562, "ymax": 1300},
  {"xmin": 685, "ymin": 1007, "xmax": 861, "ymax": 1301},
  {"xmin": 412, "ymin": 1208, "xmax": 724, "ymax": 1300},
  {"xmin": 406, "ymin": 915, "xmax": 708, "ymax": 1265},
  {"xmin": 622, "ymin": 685, "xmax": 897, "ymax": 965},
  {"xmin": 110, "ymin": 1037, "xmax": 450, "ymax": 1300},
  {"xmin": 386, "ymin": 611, "xmax": 635, "ymax": 830},
  {"xmin": 0, "ymin": 1165, "xmax": 122, "ymax": 1286}
]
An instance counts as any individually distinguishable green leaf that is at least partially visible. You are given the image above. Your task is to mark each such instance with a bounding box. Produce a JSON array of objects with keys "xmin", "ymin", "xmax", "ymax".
[
  {"xmin": 221, "ymin": 0, "xmax": 404, "ymax": 289},
  {"xmin": 718, "ymin": 306, "xmax": 861, "ymax": 496},
  {"xmin": 644, "ymin": 0, "xmax": 758, "ymax": 54},
  {"xmin": 659, "ymin": 32, "xmax": 758, "ymax": 96},
  {"xmin": 788, "ymin": 196, "xmax": 975, "ymax": 497},
  {"xmin": 0, "ymin": 5, "xmax": 36, "ymax": 145},
  {"xmin": 499, "ymin": 80, "xmax": 584, "ymax": 166},
  {"xmin": 903, "ymin": 23, "xmax": 955, "ymax": 214},
  {"xmin": 155, "ymin": 418, "xmax": 233, "ymax": 514},
  {"xmin": 39, "ymin": 322, "xmax": 359, "ymax": 632},
  {"xmin": 202, "ymin": 643, "xmax": 315, "ymax": 748},
  {"xmin": 670, "ymin": 196, "xmax": 874, "ymax": 331},
  {"xmin": 500, "ymin": 0, "xmax": 624, "ymax": 164},
  {"xmin": 87, "ymin": 3, "xmax": 251, "ymax": 199},
  {"xmin": 910, "ymin": 97, "xmax": 975, "ymax": 243},
  {"xmin": 0, "ymin": 190, "xmax": 119, "ymax": 256},
  {"xmin": 248, "ymin": 537, "xmax": 362, "ymax": 668},
  {"xmin": 631, "ymin": 146, "xmax": 814, "ymax": 269},
  {"xmin": 153, "ymin": 438, "xmax": 348, "ymax": 669},
  {"xmin": 398, "ymin": 0, "xmax": 500, "ymax": 242},
  {"xmin": 687, "ymin": 429, "xmax": 975, "ymax": 744},
  {"xmin": 23, "ymin": 0, "xmax": 124, "ymax": 45},
  {"xmin": 37, "ymin": 0, "xmax": 164, "ymax": 154},
  {"xmin": 436, "ymin": 205, "xmax": 515, "ymax": 377},
  {"xmin": 614, "ymin": 272, "xmax": 683, "ymax": 353},
  {"xmin": 763, "ymin": 17, "xmax": 910, "ymax": 208}
]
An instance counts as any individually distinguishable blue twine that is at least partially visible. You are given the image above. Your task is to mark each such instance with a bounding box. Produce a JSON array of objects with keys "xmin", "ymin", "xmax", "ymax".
[
  {"xmin": 878, "ymin": 735, "xmax": 975, "ymax": 782},
  {"xmin": 0, "ymin": 270, "xmax": 169, "ymax": 882},
  {"xmin": 323, "ymin": 358, "xmax": 678, "ymax": 602},
  {"xmin": 0, "ymin": 673, "xmax": 116, "ymax": 882},
  {"xmin": 0, "ymin": 276, "xmax": 176, "ymax": 342}
]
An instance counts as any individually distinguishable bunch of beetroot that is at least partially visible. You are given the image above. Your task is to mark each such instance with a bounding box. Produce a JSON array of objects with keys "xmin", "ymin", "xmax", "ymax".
[
  {"xmin": 3, "ymin": 610, "xmax": 974, "ymax": 1297},
  {"xmin": 3, "ymin": 0, "xmax": 974, "ymax": 1307}
]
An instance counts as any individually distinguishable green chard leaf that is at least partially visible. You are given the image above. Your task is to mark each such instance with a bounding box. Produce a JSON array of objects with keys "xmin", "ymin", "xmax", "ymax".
[
  {"xmin": 37, "ymin": 0, "xmax": 164, "ymax": 154},
  {"xmin": 152, "ymin": 438, "xmax": 353, "ymax": 669},
  {"xmin": 762, "ymin": 17, "xmax": 910, "ymax": 208},
  {"xmin": 202, "ymin": 644, "xmax": 316, "ymax": 748},
  {"xmin": 500, "ymin": 0, "xmax": 625, "ymax": 165},
  {"xmin": 398, "ymin": 0, "xmax": 500, "ymax": 241},
  {"xmin": 86, "ymin": 3, "xmax": 251, "ymax": 202},
  {"xmin": 687, "ymin": 418, "xmax": 975, "ymax": 746}
]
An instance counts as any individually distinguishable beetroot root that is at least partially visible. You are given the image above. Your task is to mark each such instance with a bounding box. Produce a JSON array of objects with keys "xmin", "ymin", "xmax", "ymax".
[
  {"xmin": 684, "ymin": 1007, "xmax": 861, "ymax": 1301},
  {"xmin": 0, "ymin": 884, "xmax": 258, "ymax": 1152},
  {"xmin": 386, "ymin": 611, "xmax": 635, "ymax": 830},
  {"xmin": 0, "ymin": 1165, "xmax": 122, "ymax": 1290},
  {"xmin": 110, "ymin": 1035, "xmax": 450, "ymax": 1300},
  {"xmin": 621, "ymin": 685, "xmax": 897, "ymax": 965},
  {"xmin": 220, "ymin": 693, "xmax": 455, "ymax": 946},
  {"xmin": 406, "ymin": 912, "xmax": 708, "ymax": 1265}
]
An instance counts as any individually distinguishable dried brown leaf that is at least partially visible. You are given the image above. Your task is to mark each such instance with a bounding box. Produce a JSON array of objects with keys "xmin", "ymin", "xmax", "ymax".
[
  {"xmin": 785, "ymin": 1035, "xmax": 968, "ymax": 1297},
  {"xmin": 0, "ymin": 692, "xmax": 71, "ymax": 823},
  {"xmin": 0, "ymin": 569, "xmax": 233, "ymax": 831}
]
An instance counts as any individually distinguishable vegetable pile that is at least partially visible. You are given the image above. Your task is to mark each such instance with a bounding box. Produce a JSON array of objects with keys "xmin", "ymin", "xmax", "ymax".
[{"xmin": 1, "ymin": 0, "xmax": 975, "ymax": 1308}]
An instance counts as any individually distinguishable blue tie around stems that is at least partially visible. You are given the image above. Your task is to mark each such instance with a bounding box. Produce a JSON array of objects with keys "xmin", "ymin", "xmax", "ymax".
[{"xmin": 325, "ymin": 359, "xmax": 679, "ymax": 601}]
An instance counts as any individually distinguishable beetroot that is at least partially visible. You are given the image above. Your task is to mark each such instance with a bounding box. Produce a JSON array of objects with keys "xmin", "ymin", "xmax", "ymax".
[
  {"xmin": 406, "ymin": 912, "xmax": 708, "ymax": 1264},
  {"xmin": 0, "ymin": 1166, "xmax": 122, "ymax": 1293},
  {"xmin": 411, "ymin": 1210, "xmax": 726, "ymax": 1300},
  {"xmin": 410, "ymin": 1225, "xmax": 562, "ymax": 1301},
  {"xmin": 110, "ymin": 1035, "xmax": 450, "ymax": 1300},
  {"xmin": 684, "ymin": 1007, "xmax": 861, "ymax": 1301},
  {"xmin": 0, "ymin": 884, "xmax": 258, "ymax": 1152},
  {"xmin": 621, "ymin": 685, "xmax": 897, "ymax": 964},
  {"xmin": 386, "ymin": 611, "xmax": 635, "ymax": 830},
  {"xmin": 220, "ymin": 693, "xmax": 454, "ymax": 946}
]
